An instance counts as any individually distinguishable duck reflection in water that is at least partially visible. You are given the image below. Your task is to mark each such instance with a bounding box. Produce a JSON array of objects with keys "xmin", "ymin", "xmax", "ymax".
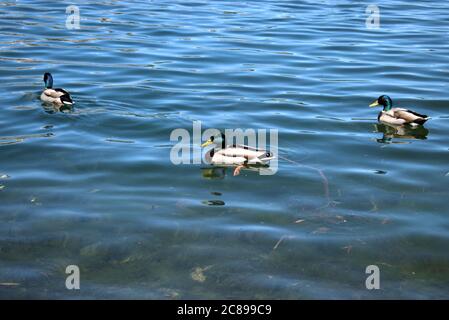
[
  {"xmin": 42, "ymin": 103, "xmax": 73, "ymax": 114},
  {"xmin": 374, "ymin": 123, "xmax": 429, "ymax": 144},
  {"xmin": 201, "ymin": 164, "xmax": 275, "ymax": 179}
]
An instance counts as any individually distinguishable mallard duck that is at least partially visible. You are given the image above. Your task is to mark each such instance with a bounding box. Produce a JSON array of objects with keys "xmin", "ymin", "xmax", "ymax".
[
  {"xmin": 369, "ymin": 95, "xmax": 429, "ymax": 126},
  {"xmin": 40, "ymin": 73, "xmax": 74, "ymax": 106},
  {"xmin": 201, "ymin": 132, "xmax": 274, "ymax": 166}
]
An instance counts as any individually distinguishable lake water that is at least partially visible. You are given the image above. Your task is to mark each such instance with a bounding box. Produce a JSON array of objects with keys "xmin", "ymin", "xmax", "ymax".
[{"xmin": 0, "ymin": 0, "xmax": 448, "ymax": 299}]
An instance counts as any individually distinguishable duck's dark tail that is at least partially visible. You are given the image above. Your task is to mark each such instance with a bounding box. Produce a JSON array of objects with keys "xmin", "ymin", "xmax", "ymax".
[
  {"xmin": 413, "ymin": 117, "xmax": 430, "ymax": 125},
  {"xmin": 60, "ymin": 94, "xmax": 74, "ymax": 105}
]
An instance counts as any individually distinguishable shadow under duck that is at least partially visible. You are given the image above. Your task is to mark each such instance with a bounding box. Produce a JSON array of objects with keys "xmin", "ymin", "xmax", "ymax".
[{"xmin": 374, "ymin": 122, "xmax": 429, "ymax": 144}]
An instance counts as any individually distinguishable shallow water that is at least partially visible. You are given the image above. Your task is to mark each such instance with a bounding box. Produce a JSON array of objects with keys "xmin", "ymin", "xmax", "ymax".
[{"xmin": 0, "ymin": 0, "xmax": 448, "ymax": 299}]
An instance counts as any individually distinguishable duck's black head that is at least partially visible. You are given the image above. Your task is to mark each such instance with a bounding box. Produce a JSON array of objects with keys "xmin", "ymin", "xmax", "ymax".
[
  {"xmin": 201, "ymin": 132, "xmax": 226, "ymax": 149},
  {"xmin": 43, "ymin": 72, "xmax": 53, "ymax": 89},
  {"xmin": 370, "ymin": 95, "xmax": 393, "ymax": 111}
]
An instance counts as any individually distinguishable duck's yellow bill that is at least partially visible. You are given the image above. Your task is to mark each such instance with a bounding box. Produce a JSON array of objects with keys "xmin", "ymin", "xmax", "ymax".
[
  {"xmin": 369, "ymin": 101, "xmax": 380, "ymax": 107},
  {"xmin": 201, "ymin": 140, "xmax": 213, "ymax": 147}
]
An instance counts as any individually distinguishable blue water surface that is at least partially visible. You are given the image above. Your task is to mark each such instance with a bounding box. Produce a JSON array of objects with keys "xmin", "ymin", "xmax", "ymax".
[{"xmin": 0, "ymin": 0, "xmax": 448, "ymax": 299}]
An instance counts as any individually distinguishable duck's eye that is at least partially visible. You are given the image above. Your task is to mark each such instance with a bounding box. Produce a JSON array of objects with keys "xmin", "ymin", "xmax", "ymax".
[
  {"xmin": 265, "ymin": 152, "xmax": 271, "ymax": 157},
  {"xmin": 210, "ymin": 136, "xmax": 214, "ymax": 142}
]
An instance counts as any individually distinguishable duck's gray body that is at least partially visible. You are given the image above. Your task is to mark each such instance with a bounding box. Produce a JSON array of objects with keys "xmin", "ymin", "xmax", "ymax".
[
  {"xmin": 206, "ymin": 145, "xmax": 274, "ymax": 165},
  {"xmin": 378, "ymin": 108, "xmax": 429, "ymax": 126},
  {"xmin": 40, "ymin": 88, "xmax": 72, "ymax": 106}
]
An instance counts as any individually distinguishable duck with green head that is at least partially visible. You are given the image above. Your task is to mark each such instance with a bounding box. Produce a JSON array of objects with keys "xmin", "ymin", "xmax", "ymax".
[
  {"xmin": 369, "ymin": 95, "xmax": 429, "ymax": 126},
  {"xmin": 201, "ymin": 131, "xmax": 275, "ymax": 176},
  {"xmin": 40, "ymin": 73, "xmax": 74, "ymax": 107},
  {"xmin": 201, "ymin": 131, "xmax": 274, "ymax": 171}
]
